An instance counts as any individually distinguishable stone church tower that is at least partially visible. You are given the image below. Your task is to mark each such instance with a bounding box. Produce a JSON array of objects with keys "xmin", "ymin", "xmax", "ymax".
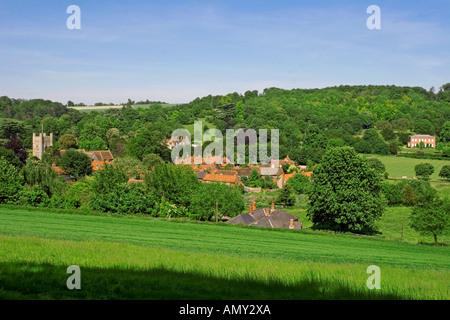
[{"xmin": 33, "ymin": 131, "xmax": 53, "ymax": 160}]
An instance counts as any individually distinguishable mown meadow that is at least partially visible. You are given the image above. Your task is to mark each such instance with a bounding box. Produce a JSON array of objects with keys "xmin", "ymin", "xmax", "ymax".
[
  {"xmin": 0, "ymin": 207, "xmax": 448, "ymax": 300},
  {"xmin": 364, "ymin": 154, "xmax": 449, "ymax": 180}
]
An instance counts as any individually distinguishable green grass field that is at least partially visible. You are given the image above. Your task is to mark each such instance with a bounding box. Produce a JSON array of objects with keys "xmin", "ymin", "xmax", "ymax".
[
  {"xmin": 365, "ymin": 154, "xmax": 449, "ymax": 180},
  {"xmin": 0, "ymin": 207, "xmax": 449, "ymax": 300}
]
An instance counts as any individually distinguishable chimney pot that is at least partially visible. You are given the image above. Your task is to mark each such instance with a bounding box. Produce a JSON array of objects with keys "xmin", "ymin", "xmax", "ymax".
[
  {"xmin": 289, "ymin": 219, "xmax": 294, "ymax": 229},
  {"xmin": 265, "ymin": 208, "xmax": 269, "ymax": 216},
  {"xmin": 271, "ymin": 201, "xmax": 275, "ymax": 211}
]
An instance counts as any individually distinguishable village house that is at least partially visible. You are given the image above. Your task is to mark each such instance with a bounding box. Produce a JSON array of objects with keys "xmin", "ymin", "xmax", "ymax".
[
  {"xmin": 408, "ymin": 135, "xmax": 436, "ymax": 148},
  {"xmin": 59, "ymin": 149, "xmax": 114, "ymax": 162},
  {"xmin": 196, "ymin": 171, "xmax": 208, "ymax": 181},
  {"xmin": 201, "ymin": 172, "xmax": 243, "ymax": 187},
  {"xmin": 259, "ymin": 166, "xmax": 284, "ymax": 178},
  {"xmin": 228, "ymin": 201, "xmax": 302, "ymax": 230},
  {"xmin": 53, "ymin": 149, "xmax": 115, "ymax": 176},
  {"xmin": 173, "ymin": 155, "xmax": 232, "ymax": 166},
  {"xmin": 91, "ymin": 160, "xmax": 113, "ymax": 172}
]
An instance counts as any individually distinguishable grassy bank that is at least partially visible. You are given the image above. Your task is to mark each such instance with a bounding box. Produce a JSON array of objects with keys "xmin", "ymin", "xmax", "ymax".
[
  {"xmin": 0, "ymin": 207, "xmax": 449, "ymax": 300},
  {"xmin": 0, "ymin": 234, "xmax": 448, "ymax": 300},
  {"xmin": 1, "ymin": 207, "xmax": 448, "ymax": 269}
]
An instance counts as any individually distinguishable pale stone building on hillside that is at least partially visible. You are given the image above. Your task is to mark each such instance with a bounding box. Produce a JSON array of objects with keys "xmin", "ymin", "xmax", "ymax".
[{"xmin": 32, "ymin": 132, "xmax": 53, "ymax": 160}]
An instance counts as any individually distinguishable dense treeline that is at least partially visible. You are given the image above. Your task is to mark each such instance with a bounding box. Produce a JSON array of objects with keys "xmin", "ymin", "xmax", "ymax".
[
  {"xmin": 0, "ymin": 84, "xmax": 449, "ymax": 224},
  {"xmin": 1, "ymin": 84, "xmax": 449, "ymax": 162}
]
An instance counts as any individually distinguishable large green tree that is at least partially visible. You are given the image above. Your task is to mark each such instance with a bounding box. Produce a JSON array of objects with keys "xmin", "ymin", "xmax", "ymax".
[
  {"xmin": 307, "ymin": 147, "xmax": 385, "ymax": 234},
  {"xmin": 126, "ymin": 128, "xmax": 171, "ymax": 161},
  {"xmin": 441, "ymin": 121, "xmax": 450, "ymax": 142},
  {"xmin": 21, "ymin": 158, "xmax": 60, "ymax": 196},
  {"xmin": 58, "ymin": 150, "xmax": 92, "ymax": 180},
  {"xmin": 410, "ymin": 197, "xmax": 449, "ymax": 244},
  {"xmin": 145, "ymin": 163, "xmax": 199, "ymax": 208},
  {"xmin": 188, "ymin": 183, "xmax": 244, "ymax": 221},
  {"xmin": 0, "ymin": 119, "xmax": 25, "ymax": 139},
  {"xmin": 89, "ymin": 164, "xmax": 155, "ymax": 215},
  {"xmin": 414, "ymin": 163, "xmax": 434, "ymax": 180},
  {"xmin": 414, "ymin": 119, "xmax": 434, "ymax": 135},
  {"xmin": 58, "ymin": 134, "xmax": 77, "ymax": 150}
]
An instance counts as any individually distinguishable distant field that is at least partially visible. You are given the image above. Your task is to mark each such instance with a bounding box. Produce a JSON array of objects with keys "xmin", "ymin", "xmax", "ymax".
[
  {"xmin": 183, "ymin": 118, "xmax": 217, "ymax": 140},
  {"xmin": 364, "ymin": 154, "xmax": 449, "ymax": 180},
  {"xmin": 68, "ymin": 104, "xmax": 180, "ymax": 112},
  {"xmin": 0, "ymin": 207, "xmax": 449, "ymax": 299}
]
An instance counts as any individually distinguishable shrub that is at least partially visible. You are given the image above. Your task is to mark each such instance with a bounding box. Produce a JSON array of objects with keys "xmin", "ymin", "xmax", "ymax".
[
  {"xmin": 388, "ymin": 141, "xmax": 399, "ymax": 155},
  {"xmin": 367, "ymin": 158, "xmax": 386, "ymax": 176},
  {"xmin": 354, "ymin": 140, "xmax": 372, "ymax": 154},
  {"xmin": 90, "ymin": 183, "xmax": 156, "ymax": 215},
  {"xmin": 58, "ymin": 149, "xmax": 93, "ymax": 180},
  {"xmin": 0, "ymin": 158, "xmax": 24, "ymax": 204},
  {"xmin": 276, "ymin": 184, "xmax": 296, "ymax": 207},
  {"xmin": 414, "ymin": 163, "xmax": 434, "ymax": 180},
  {"xmin": 21, "ymin": 159, "xmax": 61, "ymax": 196},
  {"xmin": 18, "ymin": 186, "xmax": 50, "ymax": 207},
  {"xmin": 188, "ymin": 183, "xmax": 245, "ymax": 221},
  {"xmin": 381, "ymin": 183, "xmax": 403, "ymax": 206},
  {"xmin": 0, "ymin": 147, "xmax": 22, "ymax": 168},
  {"xmin": 145, "ymin": 163, "xmax": 199, "ymax": 208},
  {"xmin": 374, "ymin": 142, "xmax": 390, "ymax": 155},
  {"xmin": 410, "ymin": 197, "xmax": 449, "ymax": 244},
  {"xmin": 439, "ymin": 165, "xmax": 450, "ymax": 180},
  {"xmin": 287, "ymin": 174, "xmax": 312, "ymax": 195},
  {"xmin": 402, "ymin": 185, "xmax": 417, "ymax": 206}
]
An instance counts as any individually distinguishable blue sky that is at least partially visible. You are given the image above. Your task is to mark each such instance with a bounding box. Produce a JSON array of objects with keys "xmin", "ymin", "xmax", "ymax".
[{"xmin": 0, "ymin": 0, "xmax": 449, "ymax": 105}]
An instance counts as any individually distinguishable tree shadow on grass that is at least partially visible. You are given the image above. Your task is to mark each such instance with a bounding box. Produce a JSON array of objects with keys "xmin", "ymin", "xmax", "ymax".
[{"xmin": 0, "ymin": 262, "xmax": 404, "ymax": 300}]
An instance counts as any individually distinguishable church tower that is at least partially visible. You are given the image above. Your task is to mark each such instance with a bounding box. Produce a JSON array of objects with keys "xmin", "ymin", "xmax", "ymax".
[{"xmin": 33, "ymin": 128, "xmax": 53, "ymax": 160}]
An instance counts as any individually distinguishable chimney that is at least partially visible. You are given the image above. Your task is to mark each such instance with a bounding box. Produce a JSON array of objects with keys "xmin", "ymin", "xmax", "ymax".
[
  {"xmin": 249, "ymin": 203, "xmax": 253, "ymax": 215},
  {"xmin": 271, "ymin": 201, "xmax": 275, "ymax": 211},
  {"xmin": 289, "ymin": 219, "xmax": 294, "ymax": 229},
  {"xmin": 265, "ymin": 208, "xmax": 269, "ymax": 216},
  {"xmin": 252, "ymin": 201, "xmax": 256, "ymax": 212}
]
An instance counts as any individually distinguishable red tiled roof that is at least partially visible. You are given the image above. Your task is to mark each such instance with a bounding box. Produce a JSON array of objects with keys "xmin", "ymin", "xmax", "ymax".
[
  {"xmin": 127, "ymin": 179, "xmax": 145, "ymax": 185},
  {"xmin": 91, "ymin": 160, "xmax": 113, "ymax": 171},
  {"xmin": 284, "ymin": 173, "xmax": 296, "ymax": 181},
  {"xmin": 51, "ymin": 164, "xmax": 69, "ymax": 175},
  {"xmin": 202, "ymin": 173, "xmax": 241, "ymax": 185},
  {"xmin": 301, "ymin": 171, "xmax": 313, "ymax": 177}
]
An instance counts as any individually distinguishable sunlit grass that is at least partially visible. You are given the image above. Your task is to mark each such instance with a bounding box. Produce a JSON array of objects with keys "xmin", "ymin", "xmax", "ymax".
[{"xmin": 1, "ymin": 235, "xmax": 448, "ymax": 300}]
